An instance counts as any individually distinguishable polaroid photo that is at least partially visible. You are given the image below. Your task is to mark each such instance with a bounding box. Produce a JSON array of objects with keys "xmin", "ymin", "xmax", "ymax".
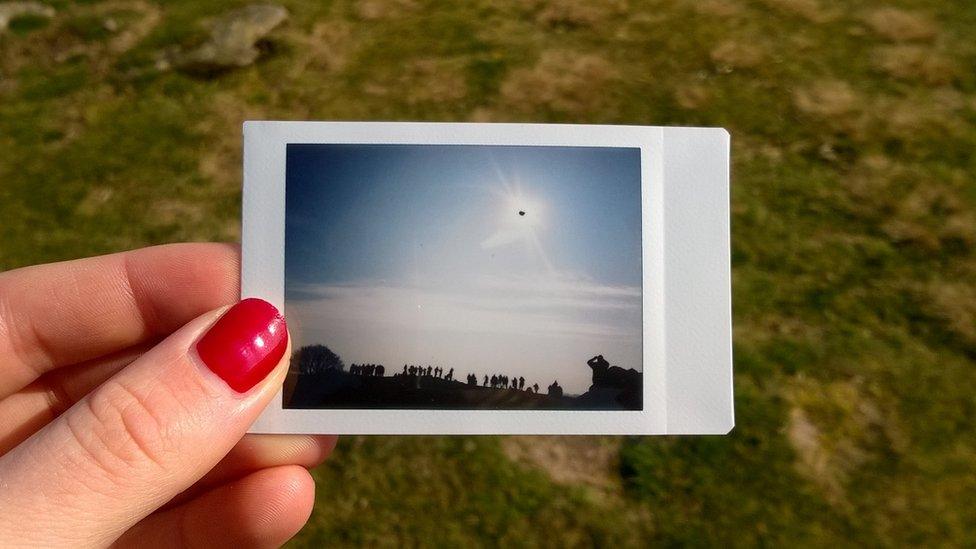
[{"xmin": 241, "ymin": 121, "xmax": 732, "ymax": 435}]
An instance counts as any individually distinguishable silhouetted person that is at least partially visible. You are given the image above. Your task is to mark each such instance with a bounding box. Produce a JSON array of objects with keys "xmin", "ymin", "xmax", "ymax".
[
  {"xmin": 446, "ymin": 368, "xmax": 454, "ymax": 381},
  {"xmin": 587, "ymin": 355, "xmax": 610, "ymax": 385},
  {"xmin": 533, "ymin": 383, "xmax": 539, "ymax": 393},
  {"xmin": 519, "ymin": 377, "xmax": 525, "ymax": 390},
  {"xmin": 548, "ymin": 381, "xmax": 563, "ymax": 398},
  {"xmin": 409, "ymin": 365, "xmax": 416, "ymax": 376},
  {"xmin": 376, "ymin": 364, "xmax": 385, "ymax": 377},
  {"xmin": 483, "ymin": 375, "xmax": 489, "ymax": 387},
  {"xmin": 403, "ymin": 365, "xmax": 408, "ymax": 375},
  {"xmin": 426, "ymin": 366, "xmax": 433, "ymax": 377}
]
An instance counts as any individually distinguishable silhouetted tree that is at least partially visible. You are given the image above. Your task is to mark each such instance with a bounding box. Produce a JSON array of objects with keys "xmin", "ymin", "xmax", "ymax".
[{"xmin": 295, "ymin": 345, "xmax": 344, "ymax": 375}]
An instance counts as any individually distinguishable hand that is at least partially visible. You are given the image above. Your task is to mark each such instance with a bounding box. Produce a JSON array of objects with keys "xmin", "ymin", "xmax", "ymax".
[{"xmin": 0, "ymin": 244, "xmax": 336, "ymax": 547}]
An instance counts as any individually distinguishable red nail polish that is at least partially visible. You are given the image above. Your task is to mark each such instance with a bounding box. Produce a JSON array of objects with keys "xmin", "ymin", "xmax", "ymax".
[{"xmin": 196, "ymin": 298, "xmax": 288, "ymax": 393}]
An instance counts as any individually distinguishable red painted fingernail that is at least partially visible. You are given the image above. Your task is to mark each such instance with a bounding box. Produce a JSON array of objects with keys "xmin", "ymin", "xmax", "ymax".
[{"xmin": 196, "ymin": 298, "xmax": 288, "ymax": 393}]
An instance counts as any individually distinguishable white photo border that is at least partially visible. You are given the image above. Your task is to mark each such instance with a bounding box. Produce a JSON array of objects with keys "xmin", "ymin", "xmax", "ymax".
[{"xmin": 243, "ymin": 122, "xmax": 732, "ymax": 435}]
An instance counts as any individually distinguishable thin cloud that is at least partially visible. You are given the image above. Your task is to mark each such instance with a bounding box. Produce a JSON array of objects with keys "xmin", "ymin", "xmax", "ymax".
[{"xmin": 287, "ymin": 271, "xmax": 641, "ymax": 341}]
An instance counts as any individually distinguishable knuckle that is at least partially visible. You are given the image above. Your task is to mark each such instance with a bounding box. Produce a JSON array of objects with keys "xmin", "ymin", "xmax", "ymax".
[{"xmin": 68, "ymin": 377, "xmax": 184, "ymax": 479}]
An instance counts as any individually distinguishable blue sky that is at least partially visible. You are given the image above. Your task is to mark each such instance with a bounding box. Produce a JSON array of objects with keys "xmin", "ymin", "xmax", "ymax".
[{"xmin": 285, "ymin": 144, "xmax": 642, "ymax": 394}]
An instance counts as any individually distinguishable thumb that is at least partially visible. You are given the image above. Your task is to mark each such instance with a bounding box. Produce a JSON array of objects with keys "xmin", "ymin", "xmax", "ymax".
[{"xmin": 0, "ymin": 298, "xmax": 290, "ymax": 547}]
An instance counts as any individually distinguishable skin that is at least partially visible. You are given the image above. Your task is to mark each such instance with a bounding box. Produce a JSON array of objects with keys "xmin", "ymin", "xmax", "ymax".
[{"xmin": 0, "ymin": 243, "xmax": 337, "ymax": 548}]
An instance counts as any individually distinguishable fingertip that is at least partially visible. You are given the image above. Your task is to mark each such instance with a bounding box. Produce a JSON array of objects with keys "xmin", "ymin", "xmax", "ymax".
[{"xmin": 244, "ymin": 466, "xmax": 316, "ymax": 546}]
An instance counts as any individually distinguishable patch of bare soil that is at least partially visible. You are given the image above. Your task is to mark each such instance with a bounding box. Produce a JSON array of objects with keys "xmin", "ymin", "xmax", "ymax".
[
  {"xmin": 502, "ymin": 436, "xmax": 623, "ymax": 493},
  {"xmin": 862, "ymin": 7, "xmax": 938, "ymax": 43}
]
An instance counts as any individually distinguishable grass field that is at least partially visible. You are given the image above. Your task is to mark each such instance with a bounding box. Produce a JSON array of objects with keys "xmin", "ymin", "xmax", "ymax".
[{"xmin": 2, "ymin": 0, "xmax": 975, "ymax": 546}]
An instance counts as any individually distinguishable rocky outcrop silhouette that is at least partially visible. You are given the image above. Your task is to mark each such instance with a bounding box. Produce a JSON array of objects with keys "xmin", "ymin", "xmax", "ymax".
[{"xmin": 575, "ymin": 355, "xmax": 642, "ymax": 410}]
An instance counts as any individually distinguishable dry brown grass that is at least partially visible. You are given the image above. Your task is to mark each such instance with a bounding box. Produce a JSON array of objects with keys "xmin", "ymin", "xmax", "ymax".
[
  {"xmin": 98, "ymin": 0, "xmax": 161, "ymax": 55},
  {"xmin": 877, "ymin": 94, "xmax": 965, "ymax": 140},
  {"xmin": 149, "ymin": 198, "xmax": 206, "ymax": 226},
  {"xmin": 918, "ymin": 282, "xmax": 976, "ymax": 349},
  {"xmin": 197, "ymin": 92, "xmax": 268, "ymax": 193},
  {"xmin": 284, "ymin": 20, "xmax": 355, "ymax": 79},
  {"xmin": 402, "ymin": 58, "xmax": 468, "ymax": 104},
  {"xmin": 792, "ymin": 80, "xmax": 858, "ymax": 118},
  {"xmin": 75, "ymin": 186, "xmax": 115, "ymax": 216},
  {"xmin": 880, "ymin": 184, "xmax": 973, "ymax": 252},
  {"xmin": 710, "ymin": 40, "xmax": 764, "ymax": 72},
  {"xmin": 531, "ymin": 0, "xmax": 628, "ymax": 29},
  {"xmin": 359, "ymin": 57, "xmax": 468, "ymax": 105},
  {"xmin": 673, "ymin": 82, "xmax": 712, "ymax": 109},
  {"xmin": 758, "ymin": 0, "xmax": 835, "ymax": 23},
  {"xmin": 355, "ymin": 0, "xmax": 418, "ymax": 20},
  {"xmin": 497, "ymin": 50, "xmax": 618, "ymax": 116},
  {"xmin": 502, "ymin": 436, "xmax": 622, "ymax": 492},
  {"xmin": 872, "ymin": 45, "xmax": 956, "ymax": 86},
  {"xmin": 862, "ymin": 7, "xmax": 938, "ymax": 43},
  {"xmin": 691, "ymin": 0, "xmax": 743, "ymax": 17},
  {"xmin": 786, "ymin": 376, "xmax": 905, "ymax": 507}
]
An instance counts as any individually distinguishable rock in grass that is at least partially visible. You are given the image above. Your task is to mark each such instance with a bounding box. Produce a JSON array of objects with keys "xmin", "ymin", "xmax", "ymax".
[
  {"xmin": 173, "ymin": 4, "xmax": 287, "ymax": 74},
  {"xmin": 0, "ymin": 2, "xmax": 55, "ymax": 33}
]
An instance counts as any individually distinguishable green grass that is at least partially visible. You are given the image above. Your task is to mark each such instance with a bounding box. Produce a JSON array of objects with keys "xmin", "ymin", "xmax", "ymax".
[{"xmin": 2, "ymin": 0, "xmax": 975, "ymax": 546}]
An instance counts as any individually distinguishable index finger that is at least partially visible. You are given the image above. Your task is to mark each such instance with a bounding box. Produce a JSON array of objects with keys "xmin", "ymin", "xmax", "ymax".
[{"xmin": 0, "ymin": 243, "xmax": 239, "ymax": 398}]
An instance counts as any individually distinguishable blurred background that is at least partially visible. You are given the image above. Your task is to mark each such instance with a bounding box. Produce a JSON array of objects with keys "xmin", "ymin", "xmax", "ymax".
[{"xmin": 2, "ymin": 0, "xmax": 974, "ymax": 546}]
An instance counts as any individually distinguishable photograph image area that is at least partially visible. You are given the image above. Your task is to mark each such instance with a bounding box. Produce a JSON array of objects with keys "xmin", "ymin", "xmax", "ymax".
[{"xmin": 283, "ymin": 144, "xmax": 643, "ymax": 410}]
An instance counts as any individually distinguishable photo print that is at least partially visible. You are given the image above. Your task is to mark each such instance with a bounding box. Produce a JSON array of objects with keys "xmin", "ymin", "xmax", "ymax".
[{"xmin": 282, "ymin": 144, "xmax": 644, "ymax": 411}]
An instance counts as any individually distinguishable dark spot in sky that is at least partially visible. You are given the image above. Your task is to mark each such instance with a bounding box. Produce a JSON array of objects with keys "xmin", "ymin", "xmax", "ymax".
[{"xmin": 518, "ymin": 210, "xmax": 525, "ymax": 216}]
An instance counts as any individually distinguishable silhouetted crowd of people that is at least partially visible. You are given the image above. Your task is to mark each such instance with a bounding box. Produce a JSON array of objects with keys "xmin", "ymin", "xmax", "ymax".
[
  {"xmin": 398, "ymin": 364, "xmax": 455, "ymax": 381},
  {"xmin": 345, "ymin": 362, "xmax": 565, "ymax": 398},
  {"xmin": 350, "ymin": 363, "xmax": 384, "ymax": 377},
  {"xmin": 344, "ymin": 354, "xmax": 634, "ymax": 403}
]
